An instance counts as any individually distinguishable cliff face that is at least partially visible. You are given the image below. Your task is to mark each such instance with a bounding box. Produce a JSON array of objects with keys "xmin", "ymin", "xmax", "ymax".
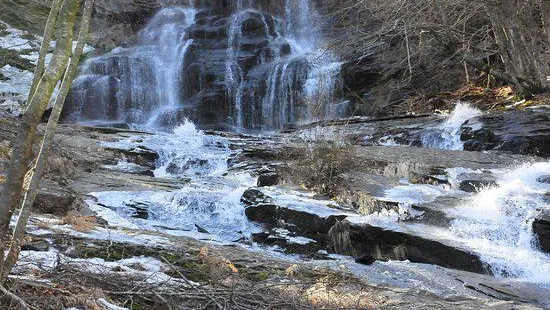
[
  {"xmin": 91, "ymin": 0, "xmax": 289, "ymax": 51},
  {"xmin": 91, "ymin": 0, "xmax": 192, "ymax": 51}
]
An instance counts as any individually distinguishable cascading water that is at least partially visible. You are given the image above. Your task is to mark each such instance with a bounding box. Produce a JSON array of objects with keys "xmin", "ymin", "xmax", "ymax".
[
  {"xmin": 375, "ymin": 160, "xmax": 550, "ymax": 286},
  {"xmin": 254, "ymin": 0, "xmax": 346, "ymax": 130},
  {"xmin": 421, "ymin": 102, "xmax": 483, "ymax": 150},
  {"xmin": 448, "ymin": 162, "xmax": 550, "ymax": 284},
  {"xmin": 64, "ymin": 1, "xmax": 347, "ymax": 131},
  {"xmin": 96, "ymin": 120, "xmax": 259, "ymax": 241},
  {"xmin": 225, "ymin": 12, "xmax": 246, "ymax": 130},
  {"xmin": 65, "ymin": 7, "xmax": 197, "ymax": 127}
]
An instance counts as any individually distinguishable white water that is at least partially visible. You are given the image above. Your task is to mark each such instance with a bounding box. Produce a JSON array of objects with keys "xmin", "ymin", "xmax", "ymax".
[
  {"xmin": 448, "ymin": 161, "xmax": 550, "ymax": 284},
  {"xmin": 68, "ymin": 7, "xmax": 196, "ymax": 126},
  {"xmin": 223, "ymin": 0, "xmax": 346, "ymax": 131},
  {"xmin": 225, "ymin": 12, "xmax": 245, "ymax": 130},
  {"xmin": 98, "ymin": 120, "xmax": 259, "ymax": 241},
  {"xmin": 422, "ymin": 102, "xmax": 483, "ymax": 150}
]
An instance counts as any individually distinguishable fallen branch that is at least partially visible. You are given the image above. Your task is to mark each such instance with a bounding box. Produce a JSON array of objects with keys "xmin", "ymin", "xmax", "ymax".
[{"xmin": 0, "ymin": 284, "xmax": 31, "ymax": 310}]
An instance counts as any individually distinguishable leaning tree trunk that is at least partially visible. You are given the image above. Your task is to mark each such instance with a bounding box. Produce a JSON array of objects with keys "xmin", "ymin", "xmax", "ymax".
[
  {"xmin": 27, "ymin": 0, "xmax": 64, "ymax": 104},
  {"xmin": 0, "ymin": 0, "xmax": 82, "ymax": 277},
  {"xmin": 0, "ymin": 0, "xmax": 94, "ymax": 283}
]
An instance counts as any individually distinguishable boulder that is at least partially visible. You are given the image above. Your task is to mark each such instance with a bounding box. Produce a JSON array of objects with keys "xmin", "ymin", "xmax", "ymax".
[
  {"xmin": 455, "ymin": 172, "xmax": 498, "ymax": 193},
  {"xmin": 459, "ymin": 179, "xmax": 497, "ymax": 193},
  {"xmin": 533, "ymin": 210, "xmax": 550, "ymax": 253},
  {"xmin": 257, "ymin": 172, "xmax": 279, "ymax": 187},
  {"xmin": 241, "ymin": 188, "xmax": 273, "ymax": 205},
  {"xmin": 33, "ymin": 190, "xmax": 84, "ymax": 216}
]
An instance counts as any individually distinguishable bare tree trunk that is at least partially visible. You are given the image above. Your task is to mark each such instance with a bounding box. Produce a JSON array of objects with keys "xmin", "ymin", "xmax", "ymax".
[
  {"xmin": 0, "ymin": 0, "xmax": 94, "ymax": 283},
  {"xmin": 27, "ymin": 0, "xmax": 64, "ymax": 104},
  {"xmin": 0, "ymin": 0, "xmax": 82, "ymax": 277},
  {"xmin": 541, "ymin": 0, "xmax": 550, "ymax": 48},
  {"xmin": 482, "ymin": 0, "xmax": 550, "ymax": 94}
]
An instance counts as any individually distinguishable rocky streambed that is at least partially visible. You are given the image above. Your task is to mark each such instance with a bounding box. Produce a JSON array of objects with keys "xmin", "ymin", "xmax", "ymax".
[{"xmin": 1, "ymin": 104, "xmax": 549, "ymax": 309}]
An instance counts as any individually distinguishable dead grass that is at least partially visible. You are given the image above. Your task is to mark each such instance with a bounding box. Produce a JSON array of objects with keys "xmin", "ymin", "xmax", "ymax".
[
  {"xmin": 280, "ymin": 139, "xmax": 358, "ymax": 198},
  {"xmin": 0, "ymin": 232, "xmax": 388, "ymax": 310},
  {"xmin": 391, "ymin": 85, "xmax": 546, "ymax": 116},
  {"xmin": 0, "ymin": 140, "xmax": 11, "ymax": 159},
  {"xmin": 2, "ymin": 261, "xmax": 382, "ymax": 310},
  {"xmin": 60, "ymin": 213, "xmax": 97, "ymax": 232}
]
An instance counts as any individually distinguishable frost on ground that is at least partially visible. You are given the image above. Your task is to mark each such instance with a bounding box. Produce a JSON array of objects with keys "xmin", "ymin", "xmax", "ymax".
[{"xmin": 0, "ymin": 21, "xmax": 94, "ymax": 114}]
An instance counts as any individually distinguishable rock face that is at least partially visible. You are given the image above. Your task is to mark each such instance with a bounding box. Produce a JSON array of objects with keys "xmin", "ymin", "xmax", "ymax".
[
  {"xmin": 461, "ymin": 107, "xmax": 550, "ymax": 157},
  {"xmin": 533, "ymin": 210, "xmax": 550, "ymax": 253},
  {"xmin": 90, "ymin": 0, "xmax": 169, "ymax": 51},
  {"xmin": 328, "ymin": 220, "xmax": 490, "ymax": 274}
]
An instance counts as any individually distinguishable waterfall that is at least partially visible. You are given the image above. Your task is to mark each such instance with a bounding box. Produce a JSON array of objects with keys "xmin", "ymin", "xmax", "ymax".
[
  {"xmin": 225, "ymin": 12, "xmax": 245, "ymax": 130},
  {"xmin": 65, "ymin": 7, "xmax": 197, "ymax": 127},
  {"xmin": 64, "ymin": 1, "xmax": 347, "ymax": 131}
]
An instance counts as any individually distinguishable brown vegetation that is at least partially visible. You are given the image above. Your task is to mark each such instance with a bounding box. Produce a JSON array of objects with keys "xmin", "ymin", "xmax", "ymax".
[
  {"xmin": 320, "ymin": 0, "xmax": 550, "ymax": 113},
  {"xmin": 0, "ymin": 240, "xmax": 382, "ymax": 310},
  {"xmin": 280, "ymin": 138, "xmax": 358, "ymax": 198}
]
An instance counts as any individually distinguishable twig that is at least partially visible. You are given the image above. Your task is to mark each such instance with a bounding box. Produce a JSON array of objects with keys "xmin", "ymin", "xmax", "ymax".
[
  {"xmin": 160, "ymin": 256, "xmax": 224, "ymax": 310},
  {"xmin": 0, "ymin": 284, "xmax": 31, "ymax": 310}
]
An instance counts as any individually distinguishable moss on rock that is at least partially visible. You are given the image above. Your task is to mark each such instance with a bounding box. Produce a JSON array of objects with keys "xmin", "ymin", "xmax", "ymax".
[{"xmin": 0, "ymin": 47, "xmax": 35, "ymax": 71}]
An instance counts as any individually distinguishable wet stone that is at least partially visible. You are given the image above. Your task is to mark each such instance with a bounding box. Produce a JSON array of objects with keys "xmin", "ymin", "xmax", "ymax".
[
  {"xmin": 459, "ymin": 179, "xmax": 497, "ymax": 193},
  {"xmin": 257, "ymin": 172, "xmax": 279, "ymax": 187},
  {"xmin": 457, "ymin": 172, "xmax": 498, "ymax": 193},
  {"xmin": 124, "ymin": 201, "xmax": 150, "ymax": 219},
  {"xmin": 328, "ymin": 220, "xmax": 490, "ymax": 275},
  {"xmin": 537, "ymin": 175, "xmax": 550, "ymax": 184},
  {"xmin": 533, "ymin": 209, "xmax": 550, "ymax": 253},
  {"xmin": 410, "ymin": 173, "xmax": 449, "ymax": 186},
  {"xmin": 241, "ymin": 188, "xmax": 273, "ymax": 205}
]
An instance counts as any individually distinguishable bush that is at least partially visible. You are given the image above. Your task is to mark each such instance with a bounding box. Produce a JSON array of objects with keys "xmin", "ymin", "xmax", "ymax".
[{"xmin": 280, "ymin": 131, "xmax": 357, "ymax": 197}]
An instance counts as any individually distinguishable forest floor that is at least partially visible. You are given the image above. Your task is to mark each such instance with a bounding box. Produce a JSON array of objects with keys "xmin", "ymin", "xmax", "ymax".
[{"xmin": 386, "ymin": 85, "xmax": 549, "ymax": 116}]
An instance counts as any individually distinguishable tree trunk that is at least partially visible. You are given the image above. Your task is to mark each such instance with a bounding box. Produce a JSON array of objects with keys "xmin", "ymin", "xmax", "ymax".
[
  {"xmin": 0, "ymin": 0, "xmax": 94, "ymax": 283},
  {"xmin": 0, "ymin": 0, "xmax": 81, "ymax": 277},
  {"xmin": 27, "ymin": 0, "xmax": 64, "ymax": 104},
  {"xmin": 482, "ymin": 0, "xmax": 550, "ymax": 94}
]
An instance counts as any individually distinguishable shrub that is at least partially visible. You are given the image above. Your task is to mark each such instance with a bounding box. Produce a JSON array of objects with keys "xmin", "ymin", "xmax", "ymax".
[{"xmin": 280, "ymin": 130, "xmax": 357, "ymax": 198}]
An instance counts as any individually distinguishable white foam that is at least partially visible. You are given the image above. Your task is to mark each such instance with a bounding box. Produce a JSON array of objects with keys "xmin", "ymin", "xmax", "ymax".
[
  {"xmin": 422, "ymin": 102, "xmax": 483, "ymax": 150},
  {"xmin": 448, "ymin": 161, "xmax": 550, "ymax": 284}
]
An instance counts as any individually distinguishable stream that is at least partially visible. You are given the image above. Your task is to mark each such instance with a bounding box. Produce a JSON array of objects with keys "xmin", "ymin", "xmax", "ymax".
[
  {"xmin": 86, "ymin": 104, "xmax": 550, "ymax": 307},
  {"xmin": 58, "ymin": 0, "xmax": 550, "ymax": 307}
]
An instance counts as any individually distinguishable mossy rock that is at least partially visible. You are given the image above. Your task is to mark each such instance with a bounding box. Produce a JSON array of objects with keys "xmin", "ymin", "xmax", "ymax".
[{"xmin": 0, "ymin": 47, "xmax": 35, "ymax": 71}]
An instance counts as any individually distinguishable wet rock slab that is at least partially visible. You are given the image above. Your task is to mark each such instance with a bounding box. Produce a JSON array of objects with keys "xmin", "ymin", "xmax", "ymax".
[
  {"xmin": 242, "ymin": 187, "xmax": 489, "ymax": 274},
  {"xmin": 330, "ymin": 219, "xmax": 490, "ymax": 274},
  {"xmin": 461, "ymin": 107, "xmax": 550, "ymax": 157}
]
